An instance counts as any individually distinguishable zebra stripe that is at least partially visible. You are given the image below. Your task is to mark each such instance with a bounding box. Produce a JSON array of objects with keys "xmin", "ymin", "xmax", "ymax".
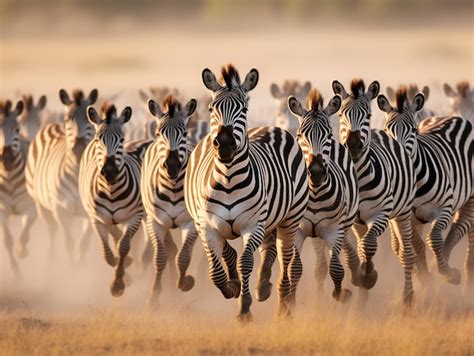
[
  {"xmin": 287, "ymin": 90, "xmax": 360, "ymax": 304},
  {"xmin": 79, "ymin": 103, "xmax": 151, "ymax": 297},
  {"xmin": 379, "ymin": 88, "xmax": 474, "ymax": 290},
  {"xmin": 25, "ymin": 89, "xmax": 97, "ymax": 261},
  {"xmin": 141, "ymin": 95, "xmax": 202, "ymax": 306},
  {"xmin": 386, "ymin": 84, "xmax": 435, "ymax": 124},
  {"xmin": 185, "ymin": 65, "xmax": 308, "ymax": 320},
  {"xmin": 333, "ymin": 79, "xmax": 416, "ymax": 305},
  {"xmin": 0, "ymin": 100, "xmax": 37, "ymax": 272}
]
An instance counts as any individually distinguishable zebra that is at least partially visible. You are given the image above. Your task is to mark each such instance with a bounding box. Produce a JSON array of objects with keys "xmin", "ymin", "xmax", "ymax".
[
  {"xmin": 79, "ymin": 103, "xmax": 151, "ymax": 297},
  {"xmin": 270, "ymin": 80, "xmax": 311, "ymax": 135},
  {"xmin": 142, "ymin": 95, "xmax": 202, "ymax": 306},
  {"xmin": 386, "ymin": 84, "xmax": 435, "ymax": 124},
  {"xmin": 286, "ymin": 89, "xmax": 360, "ymax": 304},
  {"xmin": 0, "ymin": 100, "xmax": 37, "ymax": 272},
  {"xmin": 443, "ymin": 81, "xmax": 473, "ymax": 122},
  {"xmin": 378, "ymin": 88, "xmax": 474, "ymax": 291},
  {"xmin": 26, "ymin": 89, "xmax": 98, "ymax": 261},
  {"xmin": 185, "ymin": 64, "xmax": 308, "ymax": 321},
  {"xmin": 332, "ymin": 79, "xmax": 416, "ymax": 304},
  {"xmin": 18, "ymin": 94, "xmax": 47, "ymax": 141}
]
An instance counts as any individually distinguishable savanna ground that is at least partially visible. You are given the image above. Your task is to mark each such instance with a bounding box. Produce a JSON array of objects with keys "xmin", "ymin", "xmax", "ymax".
[{"xmin": 1, "ymin": 1, "xmax": 474, "ymax": 354}]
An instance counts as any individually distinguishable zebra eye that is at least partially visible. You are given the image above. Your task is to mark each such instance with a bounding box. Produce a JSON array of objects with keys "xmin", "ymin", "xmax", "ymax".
[{"xmin": 208, "ymin": 107, "xmax": 213, "ymax": 113}]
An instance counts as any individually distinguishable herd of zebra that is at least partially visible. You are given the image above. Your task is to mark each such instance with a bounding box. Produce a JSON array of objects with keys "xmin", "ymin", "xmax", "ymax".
[{"xmin": 1, "ymin": 64, "xmax": 473, "ymax": 321}]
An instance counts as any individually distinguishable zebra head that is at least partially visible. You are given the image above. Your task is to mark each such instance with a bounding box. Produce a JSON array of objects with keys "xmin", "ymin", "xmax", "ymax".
[
  {"xmin": 87, "ymin": 103, "xmax": 132, "ymax": 184},
  {"xmin": 0, "ymin": 100, "xmax": 24, "ymax": 171},
  {"xmin": 444, "ymin": 81, "xmax": 473, "ymax": 121},
  {"xmin": 59, "ymin": 88, "xmax": 98, "ymax": 158},
  {"xmin": 271, "ymin": 80, "xmax": 311, "ymax": 135},
  {"xmin": 18, "ymin": 94, "xmax": 47, "ymax": 141},
  {"xmin": 148, "ymin": 95, "xmax": 197, "ymax": 180},
  {"xmin": 378, "ymin": 87, "xmax": 424, "ymax": 159},
  {"xmin": 202, "ymin": 64, "xmax": 259, "ymax": 163},
  {"xmin": 288, "ymin": 89, "xmax": 341, "ymax": 186},
  {"xmin": 332, "ymin": 79, "xmax": 380, "ymax": 160}
]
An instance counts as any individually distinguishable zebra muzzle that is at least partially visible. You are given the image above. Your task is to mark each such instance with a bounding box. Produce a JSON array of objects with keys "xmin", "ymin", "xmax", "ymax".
[
  {"xmin": 1, "ymin": 146, "xmax": 16, "ymax": 171},
  {"xmin": 214, "ymin": 125, "xmax": 237, "ymax": 162},
  {"xmin": 346, "ymin": 130, "xmax": 363, "ymax": 159},
  {"xmin": 308, "ymin": 154, "xmax": 327, "ymax": 186},
  {"xmin": 101, "ymin": 156, "xmax": 119, "ymax": 184},
  {"xmin": 164, "ymin": 150, "xmax": 181, "ymax": 179}
]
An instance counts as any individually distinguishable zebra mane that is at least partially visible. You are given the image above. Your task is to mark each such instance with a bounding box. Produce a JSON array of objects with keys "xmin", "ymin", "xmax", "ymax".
[
  {"xmin": 72, "ymin": 90, "xmax": 85, "ymax": 105},
  {"xmin": 101, "ymin": 101, "xmax": 117, "ymax": 124},
  {"xmin": 395, "ymin": 87, "xmax": 409, "ymax": 113},
  {"xmin": 457, "ymin": 81, "xmax": 470, "ymax": 98},
  {"xmin": 306, "ymin": 89, "xmax": 324, "ymax": 111},
  {"xmin": 163, "ymin": 95, "xmax": 182, "ymax": 117},
  {"xmin": 350, "ymin": 79, "xmax": 366, "ymax": 98},
  {"xmin": 221, "ymin": 64, "xmax": 241, "ymax": 89},
  {"xmin": 22, "ymin": 94, "xmax": 34, "ymax": 110}
]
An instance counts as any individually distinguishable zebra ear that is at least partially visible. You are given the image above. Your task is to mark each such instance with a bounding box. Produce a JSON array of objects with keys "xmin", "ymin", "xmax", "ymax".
[
  {"xmin": 332, "ymin": 80, "xmax": 348, "ymax": 99},
  {"xmin": 184, "ymin": 99, "xmax": 197, "ymax": 118},
  {"xmin": 443, "ymin": 83, "xmax": 456, "ymax": 98},
  {"xmin": 242, "ymin": 68, "xmax": 259, "ymax": 92},
  {"xmin": 270, "ymin": 83, "xmax": 283, "ymax": 99},
  {"xmin": 148, "ymin": 99, "xmax": 163, "ymax": 118},
  {"xmin": 88, "ymin": 89, "xmax": 98, "ymax": 105},
  {"xmin": 386, "ymin": 86, "xmax": 396, "ymax": 103},
  {"xmin": 299, "ymin": 81, "xmax": 312, "ymax": 99},
  {"xmin": 59, "ymin": 89, "xmax": 72, "ymax": 106},
  {"xmin": 287, "ymin": 96, "xmax": 305, "ymax": 120},
  {"xmin": 411, "ymin": 93, "xmax": 425, "ymax": 112},
  {"xmin": 202, "ymin": 68, "xmax": 221, "ymax": 92},
  {"xmin": 14, "ymin": 101, "xmax": 24, "ymax": 116},
  {"xmin": 37, "ymin": 95, "xmax": 47, "ymax": 110},
  {"xmin": 377, "ymin": 95, "xmax": 393, "ymax": 113},
  {"xmin": 367, "ymin": 81, "xmax": 380, "ymax": 100},
  {"xmin": 139, "ymin": 89, "xmax": 150, "ymax": 104},
  {"xmin": 325, "ymin": 95, "xmax": 341, "ymax": 116},
  {"xmin": 119, "ymin": 106, "xmax": 132, "ymax": 124},
  {"xmin": 86, "ymin": 106, "xmax": 102, "ymax": 125},
  {"xmin": 421, "ymin": 86, "xmax": 430, "ymax": 100}
]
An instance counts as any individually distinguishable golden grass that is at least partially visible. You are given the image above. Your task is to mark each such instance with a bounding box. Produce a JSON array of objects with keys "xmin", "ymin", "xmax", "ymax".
[{"xmin": 1, "ymin": 305, "xmax": 473, "ymax": 355}]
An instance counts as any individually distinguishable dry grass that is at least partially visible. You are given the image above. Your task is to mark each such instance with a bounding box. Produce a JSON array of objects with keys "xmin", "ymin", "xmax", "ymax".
[{"xmin": 1, "ymin": 305, "xmax": 473, "ymax": 355}]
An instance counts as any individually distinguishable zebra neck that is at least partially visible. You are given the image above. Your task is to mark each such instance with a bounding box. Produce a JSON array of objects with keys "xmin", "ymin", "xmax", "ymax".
[
  {"xmin": 97, "ymin": 168, "xmax": 126, "ymax": 190},
  {"xmin": 212, "ymin": 140, "xmax": 250, "ymax": 183},
  {"xmin": 352, "ymin": 147, "xmax": 374, "ymax": 178}
]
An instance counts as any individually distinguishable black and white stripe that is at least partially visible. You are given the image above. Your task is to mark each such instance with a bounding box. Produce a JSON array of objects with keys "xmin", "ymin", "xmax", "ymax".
[
  {"xmin": 185, "ymin": 65, "xmax": 308, "ymax": 320},
  {"xmin": 386, "ymin": 84, "xmax": 435, "ymax": 124},
  {"xmin": 141, "ymin": 95, "xmax": 202, "ymax": 306},
  {"xmin": 0, "ymin": 100, "xmax": 37, "ymax": 272},
  {"xmin": 79, "ymin": 103, "xmax": 151, "ymax": 297},
  {"xmin": 286, "ymin": 89, "xmax": 360, "ymax": 304},
  {"xmin": 333, "ymin": 79, "xmax": 416, "ymax": 304}
]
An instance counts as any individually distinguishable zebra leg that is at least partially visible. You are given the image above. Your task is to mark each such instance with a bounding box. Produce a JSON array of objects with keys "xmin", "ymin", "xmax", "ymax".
[
  {"xmin": 390, "ymin": 225, "xmax": 400, "ymax": 257},
  {"xmin": 17, "ymin": 206, "xmax": 37, "ymax": 258},
  {"xmin": 465, "ymin": 227, "xmax": 474, "ymax": 295},
  {"xmin": 108, "ymin": 225, "xmax": 132, "ymax": 268},
  {"xmin": 444, "ymin": 198, "xmax": 474, "ymax": 261},
  {"xmin": 91, "ymin": 220, "xmax": 117, "ymax": 267},
  {"xmin": 0, "ymin": 213, "xmax": 18, "ymax": 273},
  {"xmin": 222, "ymin": 240, "xmax": 240, "ymax": 295},
  {"xmin": 342, "ymin": 230, "xmax": 360, "ymax": 287},
  {"xmin": 176, "ymin": 222, "xmax": 198, "ymax": 292},
  {"xmin": 140, "ymin": 219, "xmax": 153, "ymax": 270},
  {"xmin": 200, "ymin": 225, "xmax": 239, "ymax": 299},
  {"xmin": 111, "ymin": 214, "xmax": 143, "ymax": 297},
  {"xmin": 237, "ymin": 224, "xmax": 265, "ymax": 322},
  {"xmin": 327, "ymin": 229, "xmax": 351, "ymax": 303},
  {"xmin": 311, "ymin": 237, "xmax": 328, "ymax": 295},
  {"xmin": 164, "ymin": 230, "xmax": 178, "ymax": 282},
  {"xmin": 427, "ymin": 209, "xmax": 461, "ymax": 285},
  {"xmin": 78, "ymin": 220, "xmax": 92, "ymax": 263},
  {"xmin": 410, "ymin": 217, "xmax": 432, "ymax": 284},
  {"xmin": 287, "ymin": 229, "xmax": 305, "ymax": 306},
  {"xmin": 390, "ymin": 213, "xmax": 415, "ymax": 306},
  {"xmin": 255, "ymin": 231, "xmax": 277, "ymax": 302},
  {"xmin": 146, "ymin": 215, "xmax": 167, "ymax": 307},
  {"xmin": 276, "ymin": 225, "xmax": 298, "ymax": 318},
  {"xmin": 355, "ymin": 216, "xmax": 387, "ymax": 290},
  {"xmin": 37, "ymin": 206, "xmax": 57, "ymax": 260}
]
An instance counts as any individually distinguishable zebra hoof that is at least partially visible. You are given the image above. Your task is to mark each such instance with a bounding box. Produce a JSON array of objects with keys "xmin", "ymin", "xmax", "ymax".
[
  {"xmin": 445, "ymin": 268, "xmax": 461, "ymax": 285},
  {"xmin": 236, "ymin": 311, "xmax": 253, "ymax": 323},
  {"xmin": 277, "ymin": 303, "xmax": 292, "ymax": 319},
  {"xmin": 178, "ymin": 275, "xmax": 195, "ymax": 292},
  {"xmin": 403, "ymin": 290, "xmax": 414, "ymax": 306},
  {"xmin": 359, "ymin": 264, "xmax": 378, "ymax": 290},
  {"xmin": 256, "ymin": 280, "xmax": 273, "ymax": 302},
  {"xmin": 17, "ymin": 246, "xmax": 29, "ymax": 259},
  {"xmin": 223, "ymin": 279, "xmax": 240, "ymax": 299},
  {"xmin": 110, "ymin": 278, "xmax": 125, "ymax": 297},
  {"xmin": 333, "ymin": 288, "xmax": 352, "ymax": 303},
  {"xmin": 350, "ymin": 273, "xmax": 360, "ymax": 287}
]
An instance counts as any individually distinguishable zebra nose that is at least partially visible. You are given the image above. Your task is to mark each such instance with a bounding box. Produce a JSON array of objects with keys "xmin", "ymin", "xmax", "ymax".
[
  {"xmin": 1, "ymin": 146, "xmax": 15, "ymax": 170},
  {"xmin": 164, "ymin": 150, "xmax": 181, "ymax": 179},
  {"xmin": 214, "ymin": 125, "xmax": 236, "ymax": 150},
  {"xmin": 346, "ymin": 130, "xmax": 363, "ymax": 158},
  {"xmin": 101, "ymin": 155, "xmax": 119, "ymax": 183},
  {"xmin": 308, "ymin": 154, "xmax": 326, "ymax": 185}
]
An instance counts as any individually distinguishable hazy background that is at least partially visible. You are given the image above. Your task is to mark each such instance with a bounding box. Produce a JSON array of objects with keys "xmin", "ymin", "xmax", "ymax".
[{"xmin": 0, "ymin": 0, "xmax": 473, "ymax": 319}]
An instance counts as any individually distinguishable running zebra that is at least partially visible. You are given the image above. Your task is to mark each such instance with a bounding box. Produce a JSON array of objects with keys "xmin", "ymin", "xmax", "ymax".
[
  {"xmin": 0, "ymin": 100, "xmax": 37, "ymax": 271},
  {"xmin": 185, "ymin": 65, "xmax": 308, "ymax": 320},
  {"xmin": 443, "ymin": 81, "xmax": 473, "ymax": 122},
  {"xmin": 378, "ymin": 88, "xmax": 474, "ymax": 290},
  {"xmin": 386, "ymin": 84, "xmax": 435, "ymax": 124},
  {"xmin": 79, "ymin": 103, "xmax": 151, "ymax": 297},
  {"xmin": 287, "ymin": 89, "xmax": 360, "ymax": 304},
  {"xmin": 26, "ymin": 89, "xmax": 98, "ymax": 260},
  {"xmin": 271, "ymin": 80, "xmax": 311, "ymax": 135},
  {"xmin": 332, "ymin": 79, "xmax": 416, "ymax": 304},
  {"xmin": 142, "ymin": 95, "xmax": 200, "ymax": 306},
  {"xmin": 18, "ymin": 94, "xmax": 47, "ymax": 141}
]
